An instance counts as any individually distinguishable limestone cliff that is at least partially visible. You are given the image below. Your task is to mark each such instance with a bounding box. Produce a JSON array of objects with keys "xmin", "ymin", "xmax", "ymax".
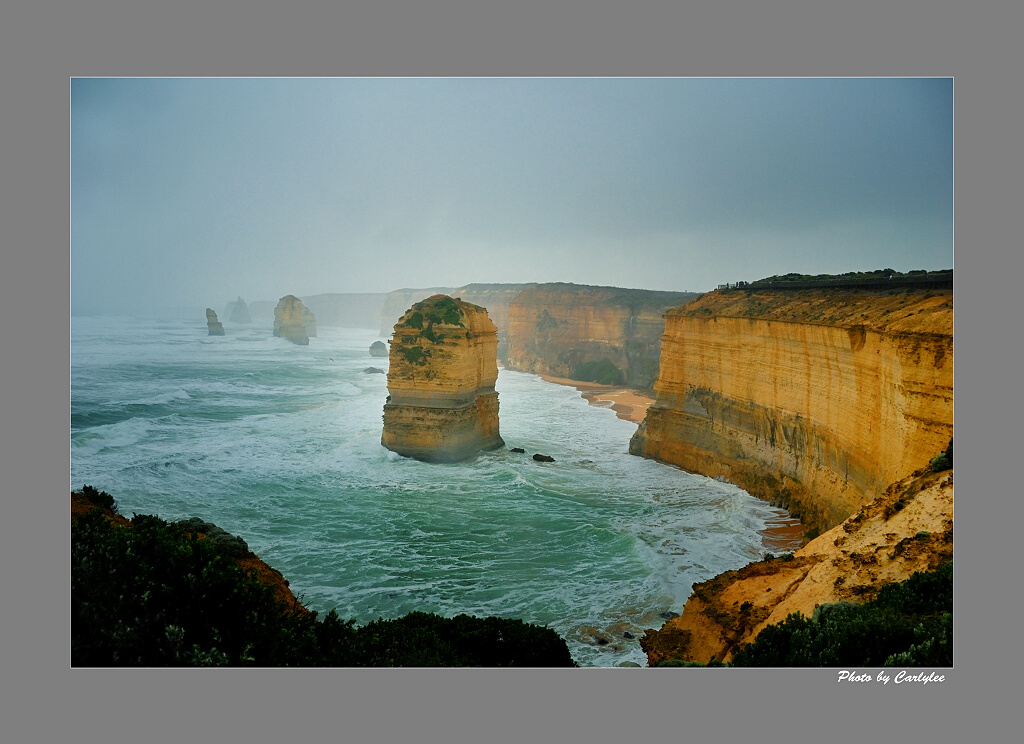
[
  {"xmin": 382, "ymin": 295, "xmax": 504, "ymax": 462},
  {"xmin": 630, "ymin": 286, "xmax": 953, "ymax": 533},
  {"xmin": 206, "ymin": 308, "xmax": 224, "ymax": 335},
  {"xmin": 640, "ymin": 467, "xmax": 953, "ymax": 665},
  {"xmin": 505, "ymin": 284, "xmax": 699, "ymax": 393},
  {"xmin": 225, "ymin": 296, "xmax": 252, "ymax": 324},
  {"xmin": 273, "ymin": 295, "xmax": 313, "ymax": 345}
]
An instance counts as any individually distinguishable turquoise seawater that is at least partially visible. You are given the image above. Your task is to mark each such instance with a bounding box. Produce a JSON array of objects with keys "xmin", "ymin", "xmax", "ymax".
[{"xmin": 71, "ymin": 315, "xmax": 799, "ymax": 667}]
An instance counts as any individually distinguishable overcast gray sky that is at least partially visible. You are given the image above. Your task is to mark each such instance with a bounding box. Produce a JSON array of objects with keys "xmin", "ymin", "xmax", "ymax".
[{"xmin": 71, "ymin": 78, "xmax": 953, "ymax": 316}]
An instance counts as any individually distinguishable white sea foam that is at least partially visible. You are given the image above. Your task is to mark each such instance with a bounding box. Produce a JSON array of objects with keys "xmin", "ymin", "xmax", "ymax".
[{"xmin": 71, "ymin": 318, "xmax": 801, "ymax": 667}]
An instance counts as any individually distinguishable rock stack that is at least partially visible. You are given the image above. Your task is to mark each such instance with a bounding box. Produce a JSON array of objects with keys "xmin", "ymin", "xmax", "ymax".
[
  {"xmin": 369, "ymin": 341, "xmax": 388, "ymax": 358},
  {"xmin": 226, "ymin": 296, "xmax": 252, "ymax": 324},
  {"xmin": 273, "ymin": 295, "xmax": 314, "ymax": 345},
  {"xmin": 381, "ymin": 295, "xmax": 504, "ymax": 462},
  {"xmin": 302, "ymin": 307, "xmax": 317, "ymax": 338},
  {"xmin": 206, "ymin": 308, "xmax": 225, "ymax": 336}
]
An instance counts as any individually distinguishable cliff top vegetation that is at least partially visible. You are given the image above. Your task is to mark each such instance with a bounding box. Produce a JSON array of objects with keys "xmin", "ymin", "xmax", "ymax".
[
  {"xmin": 671, "ymin": 285, "xmax": 952, "ymax": 335},
  {"xmin": 72, "ymin": 487, "xmax": 576, "ymax": 667},
  {"xmin": 400, "ymin": 295, "xmax": 471, "ymax": 329}
]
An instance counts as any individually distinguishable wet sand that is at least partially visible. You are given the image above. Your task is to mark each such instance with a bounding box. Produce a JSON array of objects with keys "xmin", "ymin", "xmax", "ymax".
[{"xmin": 537, "ymin": 374, "xmax": 654, "ymax": 425}]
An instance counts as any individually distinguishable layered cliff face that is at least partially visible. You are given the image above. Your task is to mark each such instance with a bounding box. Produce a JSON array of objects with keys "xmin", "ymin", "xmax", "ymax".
[
  {"xmin": 382, "ymin": 295, "xmax": 504, "ymax": 462},
  {"xmin": 505, "ymin": 285, "xmax": 699, "ymax": 393},
  {"xmin": 640, "ymin": 467, "xmax": 953, "ymax": 665},
  {"xmin": 630, "ymin": 287, "xmax": 953, "ymax": 533},
  {"xmin": 273, "ymin": 295, "xmax": 314, "ymax": 345},
  {"xmin": 225, "ymin": 296, "xmax": 252, "ymax": 324},
  {"xmin": 206, "ymin": 308, "xmax": 224, "ymax": 335}
]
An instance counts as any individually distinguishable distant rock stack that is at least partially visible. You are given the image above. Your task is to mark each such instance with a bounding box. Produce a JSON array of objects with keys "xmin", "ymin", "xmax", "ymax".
[
  {"xmin": 206, "ymin": 308, "xmax": 225, "ymax": 336},
  {"xmin": 381, "ymin": 295, "xmax": 504, "ymax": 462},
  {"xmin": 369, "ymin": 341, "xmax": 388, "ymax": 358},
  {"xmin": 226, "ymin": 296, "xmax": 252, "ymax": 324},
  {"xmin": 273, "ymin": 295, "xmax": 312, "ymax": 345},
  {"xmin": 302, "ymin": 307, "xmax": 317, "ymax": 338}
]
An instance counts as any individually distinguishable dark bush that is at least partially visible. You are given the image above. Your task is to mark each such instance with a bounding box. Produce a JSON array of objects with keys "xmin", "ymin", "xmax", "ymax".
[
  {"xmin": 572, "ymin": 359, "xmax": 624, "ymax": 385},
  {"xmin": 72, "ymin": 510, "xmax": 576, "ymax": 667},
  {"xmin": 731, "ymin": 561, "xmax": 952, "ymax": 667},
  {"xmin": 81, "ymin": 484, "xmax": 117, "ymax": 513}
]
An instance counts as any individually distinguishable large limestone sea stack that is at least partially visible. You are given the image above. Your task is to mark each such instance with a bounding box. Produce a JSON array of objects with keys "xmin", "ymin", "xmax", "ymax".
[
  {"xmin": 206, "ymin": 308, "xmax": 225, "ymax": 335},
  {"xmin": 381, "ymin": 295, "xmax": 504, "ymax": 462},
  {"xmin": 273, "ymin": 295, "xmax": 314, "ymax": 345}
]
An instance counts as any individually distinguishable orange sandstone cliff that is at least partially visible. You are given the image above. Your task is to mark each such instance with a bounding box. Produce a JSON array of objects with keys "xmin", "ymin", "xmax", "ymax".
[
  {"xmin": 273, "ymin": 295, "xmax": 315, "ymax": 345},
  {"xmin": 381, "ymin": 295, "xmax": 504, "ymax": 462},
  {"xmin": 505, "ymin": 284, "xmax": 699, "ymax": 392},
  {"xmin": 630, "ymin": 286, "xmax": 953, "ymax": 533},
  {"xmin": 640, "ymin": 467, "xmax": 953, "ymax": 665}
]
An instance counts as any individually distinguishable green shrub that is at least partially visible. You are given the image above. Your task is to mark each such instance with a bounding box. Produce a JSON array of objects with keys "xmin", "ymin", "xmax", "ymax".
[
  {"xmin": 572, "ymin": 359, "xmax": 624, "ymax": 385},
  {"xmin": 401, "ymin": 346, "xmax": 429, "ymax": 366},
  {"xmin": 930, "ymin": 454, "xmax": 952, "ymax": 472},
  {"xmin": 731, "ymin": 561, "xmax": 952, "ymax": 667},
  {"xmin": 72, "ymin": 509, "xmax": 576, "ymax": 667},
  {"xmin": 81, "ymin": 484, "xmax": 117, "ymax": 513}
]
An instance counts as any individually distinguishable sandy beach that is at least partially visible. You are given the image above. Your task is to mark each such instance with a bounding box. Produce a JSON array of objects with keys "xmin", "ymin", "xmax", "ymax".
[{"xmin": 537, "ymin": 374, "xmax": 654, "ymax": 425}]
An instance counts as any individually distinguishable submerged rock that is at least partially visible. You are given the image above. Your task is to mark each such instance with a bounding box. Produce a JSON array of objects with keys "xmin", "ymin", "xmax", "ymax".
[
  {"xmin": 206, "ymin": 308, "xmax": 225, "ymax": 336},
  {"xmin": 273, "ymin": 295, "xmax": 313, "ymax": 345},
  {"xmin": 363, "ymin": 367, "xmax": 385, "ymax": 374},
  {"xmin": 381, "ymin": 295, "xmax": 504, "ymax": 462},
  {"xmin": 533, "ymin": 453, "xmax": 555, "ymax": 462}
]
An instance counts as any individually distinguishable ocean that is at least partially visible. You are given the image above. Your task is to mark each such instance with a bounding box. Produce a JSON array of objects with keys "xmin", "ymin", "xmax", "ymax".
[{"xmin": 70, "ymin": 315, "xmax": 801, "ymax": 667}]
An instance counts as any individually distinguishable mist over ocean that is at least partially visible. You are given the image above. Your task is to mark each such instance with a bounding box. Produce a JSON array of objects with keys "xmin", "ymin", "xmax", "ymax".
[{"xmin": 71, "ymin": 315, "xmax": 799, "ymax": 667}]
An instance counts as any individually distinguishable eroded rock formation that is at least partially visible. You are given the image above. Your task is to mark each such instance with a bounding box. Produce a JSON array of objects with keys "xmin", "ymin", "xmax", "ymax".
[
  {"xmin": 379, "ymin": 284, "xmax": 535, "ymax": 362},
  {"xmin": 640, "ymin": 467, "xmax": 953, "ymax": 665},
  {"xmin": 273, "ymin": 295, "xmax": 314, "ymax": 345},
  {"xmin": 381, "ymin": 295, "xmax": 504, "ymax": 462},
  {"xmin": 206, "ymin": 308, "xmax": 224, "ymax": 335},
  {"xmin": 225, "ymin": 296, "xmax": 252, "ymax": 324},
  {"xmin": 505, "ymin": 284, "xmax": 698, "ymax": 392},
  {"xmin": 369, "ymin": 341, "xmax": 388, "ymax": 357},
  {"xmin": 630, "ymin": 287, "xmax": 953, "ymax": 533}
]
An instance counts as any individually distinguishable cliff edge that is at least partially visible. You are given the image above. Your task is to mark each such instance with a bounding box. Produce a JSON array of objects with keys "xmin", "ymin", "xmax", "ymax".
[
  {"xmin": 382, "ymin": 295, "xmax": 504, "ymax": 462},
  {"xmin": 630, "ymin": 286, "xmax": 953, "ymax": 533},
  {"xmin": 505, "ymin": 284, "xmax": 699, "ymax": 393},
  {"xmin": 640, "ymin": 466, "xmax": 953, "ymax": 665}
]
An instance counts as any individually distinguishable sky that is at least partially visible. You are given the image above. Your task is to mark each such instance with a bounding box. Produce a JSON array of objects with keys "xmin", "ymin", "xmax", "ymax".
[{"xmin": 71, "ymin": 77, "xmax": 953, "ymax": 316}]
